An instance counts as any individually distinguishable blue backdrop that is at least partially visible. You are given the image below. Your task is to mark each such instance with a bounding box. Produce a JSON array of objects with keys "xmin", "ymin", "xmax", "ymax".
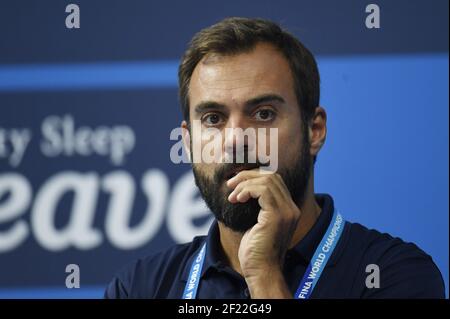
[{"xmin": 0, "ymin": 0, "xmax": 448, "ymax": 298}]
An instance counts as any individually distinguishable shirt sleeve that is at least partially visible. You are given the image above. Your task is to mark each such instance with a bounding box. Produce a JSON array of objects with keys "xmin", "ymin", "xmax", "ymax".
[{"xmin": 361, "ymin": 241, "xmax": 445, "ymax": 298}]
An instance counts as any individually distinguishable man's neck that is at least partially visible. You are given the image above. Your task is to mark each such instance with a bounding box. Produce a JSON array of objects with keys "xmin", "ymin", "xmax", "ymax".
[{"xmin": 218, "ymin": 191, "xmax": 322, "ymax": 276}]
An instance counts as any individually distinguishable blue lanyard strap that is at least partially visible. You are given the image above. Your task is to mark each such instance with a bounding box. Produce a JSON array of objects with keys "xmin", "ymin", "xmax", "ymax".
[
  {"xmin": 182, "ymin": 242, "xmax": 207, "ymax": 299},
  {"xmin": 295, "ymin": 210, "xmax": 345, "ymax": 299},
  {"xmin": 183, "ymin": 209, "xmax": 345, "ymax": 299}
]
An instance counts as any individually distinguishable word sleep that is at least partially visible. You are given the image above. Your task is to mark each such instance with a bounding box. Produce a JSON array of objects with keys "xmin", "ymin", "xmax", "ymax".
[{"xmin": 0, "ymin": 114, "xmax": 135, "ymax": 167}]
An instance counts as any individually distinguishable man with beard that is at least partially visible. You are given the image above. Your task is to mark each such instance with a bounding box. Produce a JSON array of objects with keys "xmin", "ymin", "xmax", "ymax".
[{"xmin": 105, "ymin": 17, "xmax": 444, "ymax": 299}]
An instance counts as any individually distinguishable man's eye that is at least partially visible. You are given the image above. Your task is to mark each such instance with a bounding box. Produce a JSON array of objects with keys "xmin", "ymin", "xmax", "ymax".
[
  {"xmin": 254, "ymin": 109, "xmax": 275, "ymax": 121},
  {"xmin": 202, "ymin": 113, "xmax": 222, "ymax": 125}
]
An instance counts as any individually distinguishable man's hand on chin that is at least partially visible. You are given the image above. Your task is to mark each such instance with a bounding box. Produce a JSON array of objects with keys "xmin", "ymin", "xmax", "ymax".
[{"xmin": 226, "ymin": 168, "xmax": 302, "ymax": 299}]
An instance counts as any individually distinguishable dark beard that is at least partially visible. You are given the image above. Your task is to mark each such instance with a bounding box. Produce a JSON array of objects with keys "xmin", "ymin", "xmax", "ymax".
[{"xmin": 192, "ymin": 136, "xmax": 312, "ymax": 234}]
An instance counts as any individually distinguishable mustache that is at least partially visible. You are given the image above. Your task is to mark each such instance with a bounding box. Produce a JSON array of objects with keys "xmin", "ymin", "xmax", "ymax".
[{"xmin": 214, "ymin": 161, "xmax": 266, "ymax": 184}]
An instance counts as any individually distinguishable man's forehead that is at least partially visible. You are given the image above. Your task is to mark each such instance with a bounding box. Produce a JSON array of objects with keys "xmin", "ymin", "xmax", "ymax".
[{"xmin": 189, "ymin": 43, "xmax": 294, "ymax": 104}]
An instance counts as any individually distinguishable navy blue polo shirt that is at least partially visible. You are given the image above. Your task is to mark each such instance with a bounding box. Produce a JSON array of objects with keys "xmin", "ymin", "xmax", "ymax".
[{"xmin": 104, "ymin": 194, "xmax": 445, "ymax": 299}]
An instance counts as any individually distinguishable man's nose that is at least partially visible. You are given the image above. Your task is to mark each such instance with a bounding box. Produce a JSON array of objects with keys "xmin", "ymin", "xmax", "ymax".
[{"xmin": 223, "ymin": 115, "xmax": 256, "ymax": 162}]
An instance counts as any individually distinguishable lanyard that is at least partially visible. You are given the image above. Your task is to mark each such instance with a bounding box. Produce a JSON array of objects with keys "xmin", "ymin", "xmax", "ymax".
[{"xmin": 182, "ymin": 209, "xmax": 345, "ymax": 299}]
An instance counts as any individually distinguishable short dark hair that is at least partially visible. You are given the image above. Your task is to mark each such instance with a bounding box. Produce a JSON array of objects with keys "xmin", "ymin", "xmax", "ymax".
[{"xmin": 178, "ymin": 17, "xmax": 320, "ymax": 127}]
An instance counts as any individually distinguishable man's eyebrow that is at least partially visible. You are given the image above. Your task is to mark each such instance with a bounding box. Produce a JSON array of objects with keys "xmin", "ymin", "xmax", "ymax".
[
  {"xmin": 244, "ymin": 94, "xmax": 286, "ymax": 109},
  {"xmin": 194, "ymin": 101, "xmax": 226, "ymax": 114},
  {"xmin": 193, "ymin": 94, "xmax": 286, "ymax": 115}
]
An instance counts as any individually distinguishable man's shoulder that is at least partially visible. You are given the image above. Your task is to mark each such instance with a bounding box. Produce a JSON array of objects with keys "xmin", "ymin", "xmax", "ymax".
[
  {"xmin": 345, "ymin": 220, "xmax": 435, "ymax": 263},
  {"xmin": 104, "ymin": 235, "xmax": 206, "ymax": 299},
  {"xmin": 342, "ymin": 220, "xmax": 445, "ymax": 298}
]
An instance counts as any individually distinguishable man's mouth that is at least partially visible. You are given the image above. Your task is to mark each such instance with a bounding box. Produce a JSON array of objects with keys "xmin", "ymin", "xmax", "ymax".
[
  {"xmin": 224, "ymin": 169, "xmax": 242, "ymax": 180},
  {"xmin": 223, "ymin": 164, "xmax": 260, "ymax": 180}
]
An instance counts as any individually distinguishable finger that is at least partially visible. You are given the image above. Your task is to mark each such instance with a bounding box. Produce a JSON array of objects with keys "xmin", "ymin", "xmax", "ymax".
[
  {"xmin": 230, "ymin": 184, "xmax": 265, "ymax": 204},
  {"xmin": 228, "ymin": 171, "xmax": 290, "ymax": 203},
  {"xmin": 229, "ymin": 183, "xmax": 278, "ymax": 210},
  {"xmin": 226, "ymin": 168, "xmax": 274, "ymax": 188},
  {"xmin": 228, "ymin": 176, "xmax": 273, "ymax": 202}
]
